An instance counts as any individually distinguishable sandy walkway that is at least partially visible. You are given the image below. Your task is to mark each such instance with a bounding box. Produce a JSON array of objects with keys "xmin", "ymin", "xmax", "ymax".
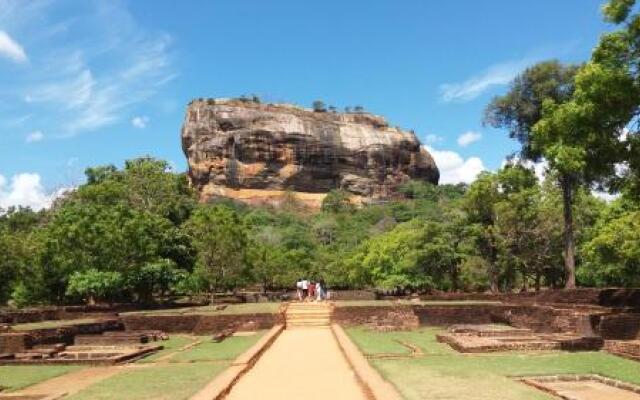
[{"xmin": 225, "ymin": 328, "xmax": 367, "ymax": 400}]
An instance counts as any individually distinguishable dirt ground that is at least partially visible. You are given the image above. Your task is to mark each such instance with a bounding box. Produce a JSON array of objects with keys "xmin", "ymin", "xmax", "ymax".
[{"xmin": 225, "ymin": 328, "xmax": 367, "ymax": 400}]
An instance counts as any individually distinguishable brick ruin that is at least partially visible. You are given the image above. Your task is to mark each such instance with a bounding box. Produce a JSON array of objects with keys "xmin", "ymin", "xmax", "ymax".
[{"xmin": 0, "ymin": 288, "xmax": 638, "ymax": 364}]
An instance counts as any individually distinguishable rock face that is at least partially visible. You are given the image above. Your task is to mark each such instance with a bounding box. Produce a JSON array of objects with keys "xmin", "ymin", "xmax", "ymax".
[{"xmin": 181, "ymin": 99, "xmax": 439, "ymax": 206}]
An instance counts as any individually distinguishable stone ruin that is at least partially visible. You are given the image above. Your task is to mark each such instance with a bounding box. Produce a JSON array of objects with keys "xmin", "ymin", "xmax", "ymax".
[
  {"xmin": 436, "ymin": 324, "xmax": 604, "ymax": 353},
  {"xmin": 0, "ymin": 328, "xmax": 168, "ymax": 365}
]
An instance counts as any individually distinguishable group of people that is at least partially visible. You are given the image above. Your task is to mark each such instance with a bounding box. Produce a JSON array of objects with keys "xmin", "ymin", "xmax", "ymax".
[{"xmin": 295, "ymin": 278, "xmax": 328, "ymax": 301}]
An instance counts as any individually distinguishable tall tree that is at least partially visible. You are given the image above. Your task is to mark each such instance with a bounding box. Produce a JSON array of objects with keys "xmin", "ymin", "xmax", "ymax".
[
  {"xmin": 185, "ymin": 205, "xmax": 249, "ymax": 301},
  {"xmin": 485, "ymin": 60, "xmax": 626, "ymax": 289}
]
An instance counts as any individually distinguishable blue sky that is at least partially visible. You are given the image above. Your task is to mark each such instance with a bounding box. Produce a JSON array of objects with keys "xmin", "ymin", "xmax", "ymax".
[{"xmin": 0, "ymin": 0, "xmax": 611, "ymax": 209}]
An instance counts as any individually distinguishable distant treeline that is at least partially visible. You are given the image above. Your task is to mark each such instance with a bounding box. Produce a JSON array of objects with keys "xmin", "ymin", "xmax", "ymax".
[{"xmin": 0, "ymin": 156, "xmax": 638, "ymax": 307}]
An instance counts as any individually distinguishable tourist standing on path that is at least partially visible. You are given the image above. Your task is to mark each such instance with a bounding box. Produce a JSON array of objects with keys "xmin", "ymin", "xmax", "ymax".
[
  {"xmin": 301, "ymin": 278, "xmax": 309, "ymax": 300},
  {"xmin": 296, "ymin": 278, "xmax": 303, "ymax": 301},
  {"xmin": 309, "ymin": 281, "xmax": 316, "ymax": 300},
  {"xmin": 316, "ymin": 279, "xmax": 324, "ymax": 301}
]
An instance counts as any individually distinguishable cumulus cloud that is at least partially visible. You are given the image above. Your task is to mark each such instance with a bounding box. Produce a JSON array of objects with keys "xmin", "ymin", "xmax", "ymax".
[
  {"xmin": 25, "ymin": 130, "xmax": 44, "ymax": 143},
  {"xmin": 0, "ymin": 173, "xmax": 60, "ymax": 211},
  {"xmin": 0, "ymin": 30, "xmax": 27, "ymax": 63},
  {"xmin": 457, "ymin": 131, "xmax": 482, "ymax": 147},
  {"xmin": 131, "ymin": 116, "xmax": 149, "ymax": 129},
  {"xmin": 425, "ymin": 145, "xmax": 486, "ymax": 184},
  {"xmin": 440, "ymin": 58, "xmax": 533, "ymax": 103}
]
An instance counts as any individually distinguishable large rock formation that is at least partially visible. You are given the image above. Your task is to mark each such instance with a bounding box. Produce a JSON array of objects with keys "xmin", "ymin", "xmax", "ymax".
[{"xmin": 181, "ymin": 98, "xmax": 439, "ymax": 207}]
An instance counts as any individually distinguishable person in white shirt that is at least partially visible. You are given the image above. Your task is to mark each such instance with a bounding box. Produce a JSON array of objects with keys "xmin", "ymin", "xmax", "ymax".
[
  {"xmin": 301, "ymin": 279, "xmax": 309, "ymax": 300},
  {"xmin": 296, "ymin": 279, "xmax": 303, "ymax": 301}
]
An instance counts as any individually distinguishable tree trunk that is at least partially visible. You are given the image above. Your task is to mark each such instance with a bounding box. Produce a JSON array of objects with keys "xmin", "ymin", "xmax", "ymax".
[{"xmin": 560, "ymin": 174, "xmax": 576, "ymax": 289}]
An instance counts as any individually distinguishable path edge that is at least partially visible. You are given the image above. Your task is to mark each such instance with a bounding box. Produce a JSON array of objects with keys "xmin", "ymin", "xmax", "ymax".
[
  {"xmin": 189, "ymin": 324, "xmax": 284, "ymax": 400},
  {"xmin": 331, "ymin": 324, "xmax": 403, "ymax": 400}
]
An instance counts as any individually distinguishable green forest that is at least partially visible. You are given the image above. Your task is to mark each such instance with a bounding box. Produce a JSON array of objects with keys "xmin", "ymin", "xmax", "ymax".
[
  {"xmin": 0, "ymin": 155, "xmax": 638, "ymax": 306},
  {"xmin": 1, "ymin": 0, "xmax": 640, "ymax": 306}
]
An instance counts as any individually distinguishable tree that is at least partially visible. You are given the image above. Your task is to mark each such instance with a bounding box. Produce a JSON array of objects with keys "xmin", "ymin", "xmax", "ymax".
[
  {"xmin": 185, "ymin": 205, "xmax": 249, "ymax": 301},
  {"xmin": 126, "ymin": 259, "xmax": 186, "ymax": 304},
  {"xmin": 484, "ymin": 59, "xmax": 630, "ymax": 289},
  {"xmin": 531, "ymin": 62, "xmax": 635, "ymax": 288},
  {"xmin": 485, "ymin": 61, "xmax": 579, "ymax": 160},
  {"xmin": 463, "ymin": 172, "xmax": 501, "ymax": 291},
  {"xmin": 66, "ymin": 269, "xmax": 123, "ymax": 305},
  {"xmin": 312, "ymin": 100, "xmax": 326, "ymax": 112},
  {"xmin": 580, "ymin": 198, "xmax": 640, "ymax": 287},
  {"xmin": 321, "ymin": 189, "xmax": 354, "ymax": 213}
]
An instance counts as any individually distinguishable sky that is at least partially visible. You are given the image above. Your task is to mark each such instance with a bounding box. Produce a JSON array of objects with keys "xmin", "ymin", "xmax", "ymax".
[{"xmin": 0, "ymin": 0, "xmax": 612, "ymax": 210}]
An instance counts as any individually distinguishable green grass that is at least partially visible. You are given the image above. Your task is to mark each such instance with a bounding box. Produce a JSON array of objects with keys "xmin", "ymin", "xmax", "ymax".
[
  {"xmin": 66, "ymin": 363, "xmax": 228, "ymax": 400},
  {"xmin": 348, "ymin": 327, "xmax": 457, "ymax": 356},
  {"xmin": 11, "ymin": 318, "xmax": 101, "ymax": 331},
  {"xmin": 0, "ymin": 365, "xmax": 82, "ymax": 391},
  {"xmin": 67, "ymin": 331, "xmax": 266, "ymax": 399},
  {"xmin": 122, "ymin": 303, "xmax": 281, "ymax": 316},
  {"xmin": 333, "ymin": 300, "xmax": 500, "ymax": 307},
  {"xmin": 136, "ymin": 335, "xmax": 198, "ymax": 363},
  {"xmin": 346, "ymin": 327, "xmax": 640, "ymax": 400},
  {"xmin": 170, "ymin": 331, "xmax": 265, "ymax": 362}
]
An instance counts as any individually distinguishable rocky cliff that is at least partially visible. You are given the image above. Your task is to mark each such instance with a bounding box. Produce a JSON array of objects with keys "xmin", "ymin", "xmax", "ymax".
[{"xmin": 181, "ymin": 99, "xmax": 439, "ymax": 207}]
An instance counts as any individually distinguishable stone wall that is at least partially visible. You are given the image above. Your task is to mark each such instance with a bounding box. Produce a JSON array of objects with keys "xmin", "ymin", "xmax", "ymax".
[
  {"xmin": 26, "ymin": 319, "xmax": 124, "ymax": 346},
  {"xmin": 0, "ymin": 333, "xmax": 33, "ymax": 353},
  {"xmin": 0, "ymin": 319, "xmax": 123, "ymax": 352},
  {"xmin": 413, "ymin": 305, "xmax": 495, "ymax": 326},
  {"xmin": 332, "ymin": 306, "xmax": 419, "ymax": 329},
  {"xmin": 122, "ymin": 313, "xmax": 283, "ymax": 334},
  {"xmin": 597, "ymin": 313, "xmax": 640, "ymax": 339},
  {"xmin": 419, "ymin": 288, "xmax": 640, "ymax": 308}
]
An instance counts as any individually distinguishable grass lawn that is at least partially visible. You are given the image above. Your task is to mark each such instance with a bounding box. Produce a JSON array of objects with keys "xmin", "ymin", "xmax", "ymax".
[
  {"xmin": 170, "ymin": 331, "xmax": 265, "ymax": 362},
  {"xmin": 136, "ymin": 335, "xmax": 199, "ymax": 363},
  {"xmin": 0, "ymin": 365, "xmax": 82, "ymax": 391},
  {"xmin": 67, "ymin": 331, "xmax": 266, "ymax": 399},
  {"xmin": 122, "ymin": 302, "xmax": 281, "ymax": 316},
  {"xmin": 333, "ymin": 300, "xmax": 501, "ymax": 307},
  {"xmin": 346, "ymin": 327, "xmax": 640, "ymax": 400},
  {"xmin": 11, "ymin": 318, "xmax": 101, "ymax": 331},
  {"xmin": 65, "ymin": 363, "xmax": 228, "ymax": 400}
]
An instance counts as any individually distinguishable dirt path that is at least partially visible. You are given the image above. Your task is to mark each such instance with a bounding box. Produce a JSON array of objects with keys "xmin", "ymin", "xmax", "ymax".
[
  {"xmin": 0, "ymin": 366, "xmax": 123, "ymax": 399},
  {"xmin": 225, "ymin": 328, "xmax": 367, "ymax": 400}
]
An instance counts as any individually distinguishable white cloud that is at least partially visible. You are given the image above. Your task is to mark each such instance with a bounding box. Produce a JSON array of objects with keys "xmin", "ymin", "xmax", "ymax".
[
  {"xmin": 0, "ymin": 173, "xmax": 58, "ymax": 211},
  {"xmin": 457, "ymin": 131, "xmax": 482, "ymax": 147},
  {"xmin": 131, "ymin": 116, "xmax": 149, "ymax": 129},
  {"xmin": 501, "ymin": 157, "xmax": 548, "ymax": 182},
  {"xmin": 25, "ymin": 130, "xmax": 44, "ymax": 143},
  {"xmin": 0, "ymin": 1, "xmax": 175, "ymax": 137},
  {"xmin": 0, "ymin": 30, "xmax": 27, "ymax": 63},
  {"xmin": 425, "ymin": 145, "xmax": 486, "ymax": 184},
  {"xmin": 440, "ymin": 58, "xmax": 533, "ymax": 103}
]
